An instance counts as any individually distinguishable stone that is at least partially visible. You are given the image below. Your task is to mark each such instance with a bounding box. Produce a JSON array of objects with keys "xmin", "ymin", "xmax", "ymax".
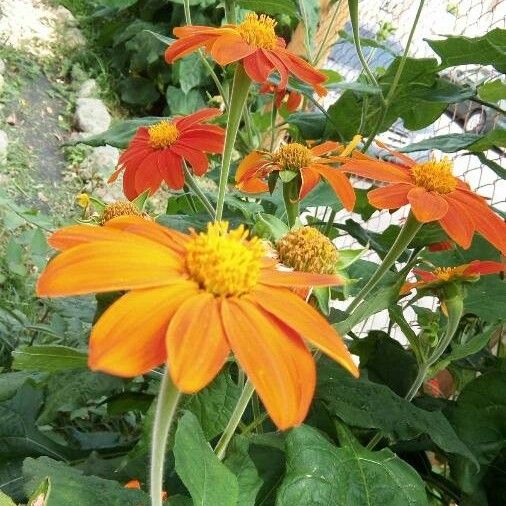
[
  {"xmin": 95, "ymin": 183, "xmax": 125, "ymax": 204},
  {"xmin": 78, "ymin": 79, "xmax": 98, "ymax": 98},
  {"xmin": 74, "ymin": 97, "xmax": 111, "ymax": 134},
  {"xmin": 0, "ymin": 130, "xmax": 8, "ymax": 164},
  {"xmin": 82, "ymin": 145, "xmax": 119, "ymax": 179},
  {"xmin": 66, "ymin": 27, "xmax": 86, "ymax": 50},
  {"xmin": 54, "ymin": 6, "xmax": 77, "ymax": 27}
]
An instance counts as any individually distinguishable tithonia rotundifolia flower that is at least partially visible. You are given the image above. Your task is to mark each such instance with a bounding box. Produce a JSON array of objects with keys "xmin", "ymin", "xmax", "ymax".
[
  {"xmin": 109, "ymin": 108, "xmax": 225, "ymax": 200},
  {"xmin": 339, "ymin": 141, "xmax": 506, "ymax": 254},
  {"xmin": 37, "ymin": 216, "xmax": 358, "ymax": 430},
  {"xmin": 165, "ymin": 13, "xmax": 327, "ymax": 96}
]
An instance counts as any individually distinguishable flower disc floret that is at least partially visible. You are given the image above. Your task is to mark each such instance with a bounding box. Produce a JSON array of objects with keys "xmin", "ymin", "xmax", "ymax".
[
  {"xmin": 148, "ymin": 121, "xmax": 180, "ymax": 149},
  {"xmin": 277, "ymin": 227, "xmax": 339, "ymax": 275},
  {"xmin": 236, "ymin": 13, "xmax": 278, "ymax": 49},
  {"xmin": 185, "ymin": 222, "xmax": 265, "ymax": 296},
  {"xmin": 433, "ymin": 266, "xmax": 468, "ymax": 282},
  {"xmin": 100, "ymin": 202, "xmax": 142, "ymax": 224},
  {"xmin": 411, "ymin": 157, "xmax": 457, "ymax": 194},
  {"xmin": 273, "ymin": 143, "xmax": 314, "ymax": 171}
]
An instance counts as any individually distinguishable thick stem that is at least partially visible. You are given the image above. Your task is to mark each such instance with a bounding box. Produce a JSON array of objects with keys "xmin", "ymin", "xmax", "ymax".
[
  {"xmin": 214, "ymin": 380, "xmax": 255, "ymax": 460},
  {"xmin": 150, "ymin": 368, "xmax": 181, "ymax": 506},
  {"xmin": 215, "ymin": 65, "xmax": 251, "ymax": 221},
  {"xmin": 405, "ymin": 295, "xmax": 464, "ymax": 400},
  {"xmin": 224, "ymin": 0, "xmax": 236, "ymax": 24},
  {"xmin": 282, "ymin": 179, "xmax": 300, "ymax": 228},
  {"xmin": 346, "ymin": 212, "xmax": 422, "ymax": 313},
  {"xmin": 183, "ymin": 163, "xmax": 215, "ymax": 218}
]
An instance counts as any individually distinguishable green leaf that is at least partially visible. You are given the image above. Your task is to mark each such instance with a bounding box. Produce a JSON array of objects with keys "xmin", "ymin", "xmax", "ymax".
[
  {"xmin": 0, "ymin": 490, "xmax": 15, "ymax": 506},
  {"xmin": 445, "ymin": 371, "xmax": 506, "ymax": 494},
  {"xmin": 467, "ymin": 127, "xmax": 506, "ymax": 151},
  {"xmin": 473, "ymin": 151, "xmax": 506, "ymax": 179},
  {"xmin": 277, "ymin": 424, "xmax": 428, "ymax": 506},
  {"xmin": 119, "ymin": 77, "xmax": 159, "ymax": 106},
  {"xmin": 478, "ymin": 79, "xmax": 506, "ymax": 103},
  {"xmin": 426, "ymin": 28, "xmax": 506, "ymax": 73},
  {"xmin": 287, "ymin": 111, "xmax": 326, "ymax": 139},
  {"xmin": 401, "ymin": 133, "xmax": 481, "ymax": 153},
  {"xmin": 174, "ymin": 411, "xmax": 239, "ymax": 506},
  {"xmin": 12, "ymin": 345, "xmax": 88, "ymax": 372},
  {"xmin": 23, "ymin": 457, "xmax": 148, "ymax": 505},
  {"xmin": 409, "ymin": 79, "xmax": 476, "ymax": 103},
  {"xmin": 237, "ymin": 0, "xmax": 298, "ymax": 17},
  {"xmin": 316, "ymin": 357, "xmax": 476, "ymax": 463},
  {"xmin": 76, "ymin": 117, "xmax": 165, "ymax": 148},
  {"xmin": 252, "ymin": 213, "xmax": 289, "ymax": 242},
  {"xmin": 96, "ymin": 0, "xmax": 138, "ymax": 8},
  {"xmin": 297, "ymin": 0, "xmax": 319, "ymax": 58},
  {"xmin": 144, "ymin": 29, "xmax": 174, "ymax": 46},
  {"xmin": 177, "ymin": 53, "xmax": 207, "ymax": 94},
  {"xmin": 0, "ymin": 372, "xmax": 43, "ymax": 402},
  {"xmin": 224, "ymin": 436, "xmax": 263, "ymax": 506},
  {"xmin": 166, "ymin": 86, "xmax": 206, "ymax": 115}
]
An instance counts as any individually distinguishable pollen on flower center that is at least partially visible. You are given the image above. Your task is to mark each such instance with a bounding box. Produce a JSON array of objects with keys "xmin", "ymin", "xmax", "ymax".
[
  {"xmin": 272, "ymin": 143, "xmax": 314, "ymax": 171},
  {"xmin": 148, "ymin": 121, "xmax": 179, "ymax": 149},
  {"xmin": 185, "ymin": 222, "xmax": 265, "ymax": 297},
  {"xmin": 100, "ymin": 201, "xmax": 143, "ymax": 224},
  {"xmin": 237, "ymin": 13, "xmax": 278, "ymax": 50},
  {"xmin": 433, "ymin": 266, "xmax": 467, "ymax": 281},
  {"xmin": 411, "ymin": 157, "xmax": 457, "ymax": 194},
  {"xmin": 277, "ymin": 226, "xmax": 339, "ymax": 275}
]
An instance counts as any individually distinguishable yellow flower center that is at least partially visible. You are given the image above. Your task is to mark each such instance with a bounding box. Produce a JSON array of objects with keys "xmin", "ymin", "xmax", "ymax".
[
  {"xmin": 100, "ymin": 201, "xmax": 143, "ymax": 224},
  {"xmin": 433, "ymin": 266, "xmax": 467, "ymax": 282},
  {"xmin": 237, "ymin": 13, "xmax": 278, "ymax": 50},
  {"xmin": 148, "ymin": 121, "xmax": 179, "ymax": 149},
  {"xmin": 411, "ymin": 157, "xmax": 457, "ymax": 194},
  {"xmin": 272, "ymin": 143, "xmax": 314, "ymax": 171},
  {"xmin": 276, "ymin": 227, "xmax": 339, "ymax": 275},
  {"xmin": 185, "ymin": 222, "xmax": 265, "ymax": 297}
]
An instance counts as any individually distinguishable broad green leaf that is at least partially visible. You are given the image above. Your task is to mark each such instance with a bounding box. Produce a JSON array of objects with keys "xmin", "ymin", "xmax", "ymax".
[
  {"xmin": 335, "ymin": 248, "xmax": 366, "ymax": 270},
  {"xmin": 23, "ymin": 457, "xmax": 148, "ymax": 505},
  {"xmin": 426, "ymin": 28, "xmax": 506, "ymax": 73},
  {"xmin": 75, "ymin": 117, "xmax": 165, "ymax": 148},
  {"xmin": 177, "ymin": 53, "xmax": 207, "ymax": 94},
  {"xmin": 287, "ymin": 111, "xmax": 326, "ymax": 140},
  {"xmin": 174, "ymin": 411, "xmax": 239, "ymax": 506},
  {"xmin": 297, "ymin": 0, "xmax": 319, "ymax": 59},
  {"xmin": 12, "ymin": 345, "xmax": 87, "ymax": 372},
  {"xmin": 166, "ymin": 86, "xmax": 206, "ymax": 115},
  {"xmin": 27, "ymin": 477, "xmax": 50, "ymax": 506},
  {"xmin": 300, "ymin": 182, "xmax": 344, "ymax": 210},
  {"xmin": 237, "ymin": 0, "xmax": 298, "ymax": 17},
  {"xmin": 277, "ymin": 424, "xmax": 428, "ymax": 506},
  {"xmin": 0, "ymin": 491, "xmax": 15, "ymax": 506},
  {"xmin": 316, "ymin": 357, "xmax": 476, "ymax": 463},
  {"xmin": 119, "ymin": 77, "xmax": 159, "ymax": 105},
  {"xmin": 409, "ymin": 79, "xmax": 476, "ymax": 103},
  {"xmin": 467, "ymin": 127, "xmax": 506, "ymax": 151},
  {"xmin": 252, "ymin": 213, "xmax": 289, "ymax": 242},
  {"xmin": 144, "ymin": 29, "xmax": 174, "ymax": 46},
  {"xmin": 401, "ymin": 133, "xmax": 481, "ymax": 153},
  {"xmin": 224, "ymin": 436, "xmax": 263, "ymax": 506},
  {"xmin": 478, "ymin": 79, "xmax": 506, "ymax": 103},
  {"xmin": 445, "ymin": 371, "xmax": 506, "ymax": 494},
  {"xmin": 0, "ymin": 372, "xmax": 43, "ymax": 402}
]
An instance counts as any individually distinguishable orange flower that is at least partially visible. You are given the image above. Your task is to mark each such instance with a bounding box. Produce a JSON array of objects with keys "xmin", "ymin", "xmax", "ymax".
[
  {"xmin": 401, "ymin": 260, "xmax": 504, "ymax": 294},
  {"xmin": 235, "ymin": 141, "xmax": 356, "ymax": 210},
  {"xmin": 109, "ymin": 108, "xmax": 224, "ymax": 200},
  {"xmin": 339, "ymin": 142, "xmax": 506, "ymax": 254},
  {"xmin": 37, "ymin": 217, "xmax": 358, "ymax": 430},
  {"xmin": 124, "ymin": 480, "xmax": 168, "ymax": 500},
  {"xmin": 165, "ymin": 13, "xmax": 327, "ymax": 96},
  {"xmin": 259, "ymin": 83, "xmax": 302, "ymax": 112}
]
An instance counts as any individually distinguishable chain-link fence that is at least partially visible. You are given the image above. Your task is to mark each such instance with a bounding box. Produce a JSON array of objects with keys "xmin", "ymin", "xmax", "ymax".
[{"xmin": 320, "ymin": 0, "xmax": 505, "ymax": 338}]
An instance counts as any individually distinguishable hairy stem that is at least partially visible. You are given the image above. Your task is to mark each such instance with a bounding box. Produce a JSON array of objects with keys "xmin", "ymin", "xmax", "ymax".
[{"xmin": 183, "ymin": 163, "xmax": 215, "ymax": 218}]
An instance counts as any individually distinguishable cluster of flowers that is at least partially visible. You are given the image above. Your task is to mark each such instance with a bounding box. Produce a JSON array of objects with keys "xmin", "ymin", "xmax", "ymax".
[{"xmin": 38, "ymin": 13, "xmax": 505, "ymax": 432}]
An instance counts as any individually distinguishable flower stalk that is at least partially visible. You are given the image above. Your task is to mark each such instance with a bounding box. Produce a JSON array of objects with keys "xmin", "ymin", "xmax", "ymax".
[
  {"xmin": 183, "ymin": 162, "xmax": 215, "ymax": 218},
  {"xmin": 150, "ymin": 368, "xmax": 181, "ymax": 506},
  {"xmin": 282, "ymin": 179, "xmax": 300, "ymax": 228},
  {"xmin": 215, "ymin": 65, "xmax": 251, "ymax": 221},
  {"xmin": 346, "ymin": 212, "xmax": 422, "ymax": 313}
]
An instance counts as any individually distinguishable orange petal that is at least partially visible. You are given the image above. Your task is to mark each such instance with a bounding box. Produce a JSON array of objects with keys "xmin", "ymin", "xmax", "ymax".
[
  {"xmin": 235, "ymin": 151, "xmax": 269, "ymax": 183},
  {"xmin": 439, "ymin": 196, "xmax": 475, "ymax": 250},
  {"xmin": 166, "ymin": 293, "xmax": 230, "ymax": 393},
  {"xmin": 339, "ymin": 158, "xmax": 413, "ymax": 183},
  {"xmin": 463, "ymin": 260, "xmax": 504, "ymax": 276},
  {"xmin": 242, "ymin": 51, "xmax": 274, "ymax": 83},
  {"xmin": 210, "ymin": 35, "xmax": 255, "ymax": 65},
  {"xmin": 89, "ymin": 282, "xmax": 198, "ymax": 377},
  {"xmin": 175, "ymin": 107, "xmax": 222, "ymax": 130},
  {"xmin": 259, "ymin": 269, "xmax": 343, "ymax": 287},
  {"xmin": 312, "ymin": 164, "xmax": 356, "ymax": 211},
  {"xmin": 37, "ymin": 238, "xmax": 183, "ymax": 297},
  {"xmin": 165, "ymin": 34, "xmax": 217, "ymax": 63},
  {"xmin": 221, "ymin": 298, "xmax": 315, "ymax": 430},
  {"xmin": 367, "ymin": 183, "xmax": 411, "ymax": 209},
  {"xmin": 250, "ymin": 285, "xmax": 358, "ymax": 378},
  {"xmin": 237, "ymin": 177, "xmax": 269, "ymax": 193},
  {"xmin": 407, "ymin": 187, "xmax": 449, "ymax": 223},
  {"xmin": 452, "ymin": 189, "xmax": 506, "ymax": 255},
  {"xmin": 311, "ymin": 141, "xmax": 340, "ymax": 156},
  {"xmin": 413, "ymin": 268, "xmax": 438, "ymax": 282},
  {"xmin": 48, "ymin": 224, "xmax": 129, "ymax": 250},
  {"xmin": 299, "ymin": 167, "xmax": 320, "ymax": 200}
]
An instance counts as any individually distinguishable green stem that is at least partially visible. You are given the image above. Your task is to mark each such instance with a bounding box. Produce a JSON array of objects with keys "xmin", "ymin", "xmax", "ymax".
[
  {"xmin": 361, "ymin": 0, "xmax": 425, "ymax": 151},
  {"xmin": 313, "ymin": 0, "xmax": 343, "ymax": 65},
  {"xmin": 323, "ymin": 208, "xmax": 337, "ymax": 235},
  {"xmin": 150, "ymin": 368, "xmax": 181, "ymax": 506},
  {"xmin": 215, "ymin": 65, "xmax": 251, "ymax": 221},
  {"xmin": 405, "ymin": 295, "xmax": 464, "ymax": 400},
  {"xmin": 183, "ymin": 163, "xmax": 215, "ymax": 218},
  {"xmin": 282, "ymin": 179, "xmax": 300, "ymax": 228},
  {"xmin": 346, "ymin": 212, "xmax": 422, "ymax": 313},
  {"xmin": 214, "ymin": 380, "xmax": 254, "ymax": 460},
  {"xmin": 269, "ymin": 105, "xmax": 278, "ymax": 151},
  {"xmin": 224, "ymin": 0, "xmax": 236, "ymax": 24}
]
